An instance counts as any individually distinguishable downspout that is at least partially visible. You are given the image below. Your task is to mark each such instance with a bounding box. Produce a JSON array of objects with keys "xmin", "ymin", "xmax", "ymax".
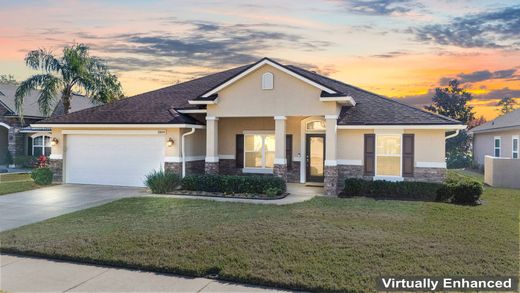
[
  {"xmin": 181, "ymin": 128, "xmax": 196, "ymax": 178},
  {"xmin": 445, "ymin": 129, "xmax": 460, "ymax": 140}
]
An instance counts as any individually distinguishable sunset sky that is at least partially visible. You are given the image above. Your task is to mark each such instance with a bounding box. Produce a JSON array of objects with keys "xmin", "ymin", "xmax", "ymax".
[{"xmin": 1, "ymin": 0, "xmax": 519, "ymax": 120}]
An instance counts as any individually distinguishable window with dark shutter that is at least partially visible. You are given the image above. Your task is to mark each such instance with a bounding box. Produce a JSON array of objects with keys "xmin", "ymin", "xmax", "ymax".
[
  {"xmin": 364, "ymin": 134, "xmax": 375, "ymax": 176},
  {"xmin": 236, "ymin": 134, "xmax": 244, "ymax": 168},
  {"xmin": 402, "ymin": 134, "xmax": 414, "ymax": 177},
  {"xmin": 286, "ymin": 134, "xmax": 293, "ymax": 170}
]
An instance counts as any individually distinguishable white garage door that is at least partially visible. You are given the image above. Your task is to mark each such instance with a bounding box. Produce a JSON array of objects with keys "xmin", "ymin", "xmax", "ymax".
[{"xmin": 65, "ymin": 134, "xmax": 165, "ymax": 187}]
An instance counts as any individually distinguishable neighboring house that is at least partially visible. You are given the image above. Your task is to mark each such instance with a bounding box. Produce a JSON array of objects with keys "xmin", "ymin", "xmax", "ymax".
[
  {"xmin": 470, "ymin": 109, "xmax": 520, "ymax": 167},
  {"xmin": 0, "ymin": 84, "xmax": 97, "ymax": 166},
  {"xmin": 34, "ymin": 58, "xmax": 464, "ymax": 195}
]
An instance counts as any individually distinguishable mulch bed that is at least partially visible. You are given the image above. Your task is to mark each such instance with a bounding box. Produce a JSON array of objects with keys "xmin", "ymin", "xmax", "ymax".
[{"xmin": 165, "ymin": 190, "xmax": 288, "ymax": 200}]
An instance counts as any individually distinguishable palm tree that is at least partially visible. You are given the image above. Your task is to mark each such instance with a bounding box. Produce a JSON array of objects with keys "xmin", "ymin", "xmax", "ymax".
[{"xmin": 15, "ymin": 43, "xmax": 123, "ymax": 119}]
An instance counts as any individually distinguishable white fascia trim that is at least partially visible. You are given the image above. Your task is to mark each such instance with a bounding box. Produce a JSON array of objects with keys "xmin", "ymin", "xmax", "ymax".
[
  {"xmin": 32, "ymin": 124, "xmax": 206, "ymax": 129},
  {"xmin": 62, "ymin": 130, "xmax": 165, "ymax": 135},
  {"xmin": 201, "ymin": 59, "xmax": 336, "ymax": 98},
  {"xmin": 188, "ymin": 98, "xmax": 219, "ymax": 105},
  {"xmin": 337, "ymin": 159, "xmax": 362, "ymax": 166},
  {"xmin": 324, "ymin": 160, "xmax": 337, "ymax": 166},
  {"xmin": 205, "ymin": 156, "xmax": 219, "ymax": 163},
  {"xmin": 49, "ymin": 154, "xmax": 63, "ymax": 160},
  {"xmin": 206, "ymin": 116, "xmax": 219, "ymax": 121},
  {"xmin": 165, "ymin": 156, "xmax": 205, "ymax": 163},
  {"xmin": 416, "ymin": 161, "xmax": 447, "ymax": 168},
  {"xmin": 219, "ymin": 155, "xmax": 235, "ymax": 159},
  {"xmin": 338, "ymin": 124, "xmax": 467, "ymax": 130},
  {"xmin": 177, "ymin": 109, "xmax": 207, "ymax": 114},
  {"xmin": 274, "ymin": 158, "xmax": 287, "ymax": 164},
  {"xmin": 324, "ymin": 114, "xmax": 339, "ymax": 120},
  {"xmin": 274, "ymin": 116, "xmax": 287, "ymax": 120},
  {"xmin": 319, "ymin": 96, "xmax": 356, "ymax": 106},
  {"xmin": 242, "ymin": 168, "xmax": 273, "ymax": 174}
]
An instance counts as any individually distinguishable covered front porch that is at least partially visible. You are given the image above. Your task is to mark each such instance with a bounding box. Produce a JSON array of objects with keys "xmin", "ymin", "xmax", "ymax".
[{"xmin": 202, "ymin": 115, "xmax": 340, "ymax": 195}]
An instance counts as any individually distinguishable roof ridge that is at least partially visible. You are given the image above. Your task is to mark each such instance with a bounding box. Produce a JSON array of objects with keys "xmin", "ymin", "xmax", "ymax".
[{"xmin": 286, "ymin": 64, "xmax": 460, "ymax": 124}]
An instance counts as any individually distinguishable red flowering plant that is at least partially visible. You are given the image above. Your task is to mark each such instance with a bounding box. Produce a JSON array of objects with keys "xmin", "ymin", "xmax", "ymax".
[{"xmin": 37, "ymin": 155, "xmax": 48, "ymax": 168}]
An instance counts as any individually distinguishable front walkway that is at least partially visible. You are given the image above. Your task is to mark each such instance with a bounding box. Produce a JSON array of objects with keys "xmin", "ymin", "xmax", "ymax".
[
  {"xmin": 152, "ymin": 183, "xmax": 324, "ymax": 205},
  {"xmin": 0, "ymin": 254, "xmax": 290, "ymax": 292}
]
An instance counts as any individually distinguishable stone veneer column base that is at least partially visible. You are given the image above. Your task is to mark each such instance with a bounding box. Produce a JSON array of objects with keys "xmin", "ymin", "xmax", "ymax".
[
  {"xmin": 273, "ymin": 164, "xmax": 287, "ymax": 181},
  {"xmin": 164, "ymin": 162, "xmax": 182, "ymax": 175},
  {"xmin": 324, "ymin": 165, "xmax": 339, "ymax": 196},
  {"xmin": 205, "ymin": 162, "xmax": 219, "ymax": 174},
  {"xmin": 49, "ymin": 159, "xmax": 63, "ymax": 183},
  {"xmin": 404, "ymin": 167, "xmax": 446, "ymax": 183}
]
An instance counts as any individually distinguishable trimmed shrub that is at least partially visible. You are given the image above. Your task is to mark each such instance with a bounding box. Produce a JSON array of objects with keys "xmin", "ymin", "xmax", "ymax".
[
  {"xmin": 342, "ymin": 178, "xmax": 443, "ymax": 201},
  {"xmin": 145, "ymin": 170, "xmax": 180, "ymax": 194},
  {"xmin": 436, "ymin": 173, "xmax": 483, "ymax": 205},
  {"xmin": 182, "ymin": 175, "xmax": 286, "ymax": 195},
  {"xmin": 31, "ymin": 167, "xmax": 53, "ymax": 185}
]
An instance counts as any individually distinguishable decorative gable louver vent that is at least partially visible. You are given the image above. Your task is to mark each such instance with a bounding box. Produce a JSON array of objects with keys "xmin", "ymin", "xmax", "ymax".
[{"xmin": 261, "ymin": 72, "xmax": 274, "ymax": 90}]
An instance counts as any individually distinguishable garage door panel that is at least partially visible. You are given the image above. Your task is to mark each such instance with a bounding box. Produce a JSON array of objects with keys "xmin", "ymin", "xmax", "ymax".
[{"xmin": 65, "ymin": 135, "xmax": 164, "ymax": 187}]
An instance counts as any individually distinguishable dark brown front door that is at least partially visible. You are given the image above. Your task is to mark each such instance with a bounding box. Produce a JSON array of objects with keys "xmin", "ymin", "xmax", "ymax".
[{"xmin": 306, "ymin": 134, "xmax": 325, "ymax": 183}]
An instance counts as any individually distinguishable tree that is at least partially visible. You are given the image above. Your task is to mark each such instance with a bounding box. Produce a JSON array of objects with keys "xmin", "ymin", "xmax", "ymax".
[
  {"xmin": 468, "ymin": 116, "xmax": 487, "ymax": 130},
  {"xmin": 0, "ymin": 74, "xmax": 18, "ymax": 85},
  {"xmin": 425, "ymin": 79, "xmax": 475, "ymax": 168},
  {"xmin": 496, "ymin": 97, "xmax": 517, "ymax": 115},
  {"xmin": 15, "ymin": 43, "xmax": 123, "ymax": 120},
  {"xmin": 425, "ymin": 79, "xmax": 475, "ymax": 124}
]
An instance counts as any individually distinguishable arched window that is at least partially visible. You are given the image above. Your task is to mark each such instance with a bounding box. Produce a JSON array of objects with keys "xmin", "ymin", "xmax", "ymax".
[
  {"xmin": 261, "ymin": 72, "xmax": 274, "ymax": 90},
  {"xmin": 32, "ymin": 135, "xmax": 51, "ymax": 157}
]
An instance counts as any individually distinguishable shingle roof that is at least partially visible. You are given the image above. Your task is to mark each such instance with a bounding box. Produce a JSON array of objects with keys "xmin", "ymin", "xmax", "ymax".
[
  {"xmin": 470, "ymin": 109, "xmax": 520, "ymax": 133},
  {"xmin": 0, "ymin": 84, "xmax": 97, "ymax": 117},
  {"xmin": 39, "ymin": 58, "xmax": 461, "ymax": 126}
]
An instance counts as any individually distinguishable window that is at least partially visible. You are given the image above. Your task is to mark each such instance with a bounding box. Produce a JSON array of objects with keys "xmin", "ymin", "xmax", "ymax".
[
  {"xmin": 244, "ymin": 134, "xmax": 275, "ymax": 169},
  {"xmin": 32, "ymin": 135, "xmax": 51, "ymax": 157},
  {"xmin": 261, "ymin": 72, "xmax": 273, "ymax": 90},
  {"xmin": 376, "ymin": 134, "xmax": 401, "ymax": 177},
  {"xmin": 513, "ymin": 136, "xmax": 519, "ymax": 159},
  {"xmin": 494, "ymin": 137, "xmax": 501, "ymax": 157},
  {"xmin": 306, "ymin": 120, "xmax": 326, "ymax": 131}
]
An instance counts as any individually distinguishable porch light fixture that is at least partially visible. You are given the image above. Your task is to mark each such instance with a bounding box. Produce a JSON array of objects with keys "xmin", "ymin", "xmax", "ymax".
[
  {"xmin": 51, "ymin": 137, "xmax": 59, "ymax": 146},
  {"xmin": 167, "ymin": 138, "xmax": 174, "ymax": 147}
]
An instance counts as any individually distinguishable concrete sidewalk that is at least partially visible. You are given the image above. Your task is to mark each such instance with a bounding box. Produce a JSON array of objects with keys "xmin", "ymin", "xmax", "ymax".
[{"xmin": 0, "ymin": 254, "xmax": 291, "ymax": 292}]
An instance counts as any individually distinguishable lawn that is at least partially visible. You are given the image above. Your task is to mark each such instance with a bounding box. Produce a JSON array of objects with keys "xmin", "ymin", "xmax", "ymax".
[
  {"xmin": 1, "ymin": 171, "xmax": 518, "ymax": 292},
  {"xmin": 0, "ymin": 173, "xmax": 40, "ymax": 195}
]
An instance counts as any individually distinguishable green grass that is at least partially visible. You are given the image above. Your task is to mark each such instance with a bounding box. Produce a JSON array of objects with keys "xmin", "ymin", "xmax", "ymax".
[
  {"xmin": 0, "ymin": 173, "xmax": 40, "ymax": 195},
  {"xmin": 1, "ymin": 172, "xmax": 518, "ymax": 292}
]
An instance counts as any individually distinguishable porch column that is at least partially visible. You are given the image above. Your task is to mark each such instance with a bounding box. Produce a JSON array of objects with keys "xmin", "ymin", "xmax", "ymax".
[
  {"xmin": 205, "ymin": 116, "xmax": 219, "ymax": 174},
  {"xmin": 273, "ymin": 116, "xmax": 287, "ymax": 181},
  {"xmin": 324, "ymin": 115, "xmax": 338, "ymax": 196}
]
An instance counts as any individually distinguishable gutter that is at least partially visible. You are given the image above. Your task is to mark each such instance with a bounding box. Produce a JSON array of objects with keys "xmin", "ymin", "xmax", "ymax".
[
  {"xmin": 181, "ymin": 128, "xmax": 196, "ymax": 178},
  {"xmin": 445, "ymin": 129, "xmax": 460, "ymax": 140}
]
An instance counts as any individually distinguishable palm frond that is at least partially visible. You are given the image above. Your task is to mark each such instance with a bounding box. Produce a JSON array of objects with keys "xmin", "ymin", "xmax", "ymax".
[
  {"xmin": 15, "ymin": 74, "xmax": 62, "ymax": 120},
  {"xmin": 24, "ymin": 49, "xmax": 61, "ymax": 72}
]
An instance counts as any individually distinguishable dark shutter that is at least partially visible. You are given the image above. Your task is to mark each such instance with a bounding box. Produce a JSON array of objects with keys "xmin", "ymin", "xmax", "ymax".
[
  {"xmin": 402, "ymin": 134, "xmax": 414, "ymax": 177},
  {"xmin": 364, "ymin": 134, "xmax": 375, "ymax": 176},
  {"xmin": 27, "ymin": 136, "xmax": 33, "ymax": 156},
  {"xmin": 236, "ymin": 134, "xmax": 244, "ymax": 168},
  {"xmin": 286, "ymin": 134, "xmax": 293, "ymax": 170}
]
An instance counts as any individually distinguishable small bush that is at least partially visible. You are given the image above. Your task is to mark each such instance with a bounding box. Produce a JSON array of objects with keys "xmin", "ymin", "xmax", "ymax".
[
  {"xmin": 436, "ymin": 174, "xmax": 483, "ymax": 205},
  {"xmin": 182, "ymin": 175, "xmax": 286, "ymax": 195},
  {"xmin": 145, "ymin": 170, "xmax": 180, "ymax": 194},
  {"xmin": 31, "ymin": 167, "xmax": 53, "ymax": 185},
  {"xmin": 264, "ymin": 187, "xmax": 283, "ymax": 197},
  {"xmin": 342, "ymin": 178, "xmax": 443, "ymax": 201}
]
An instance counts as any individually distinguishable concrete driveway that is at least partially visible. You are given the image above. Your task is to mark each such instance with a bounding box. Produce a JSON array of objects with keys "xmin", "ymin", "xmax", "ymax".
[{"xmin": 0, "ymin": 184, "xmax": 145, "ymax": 232}]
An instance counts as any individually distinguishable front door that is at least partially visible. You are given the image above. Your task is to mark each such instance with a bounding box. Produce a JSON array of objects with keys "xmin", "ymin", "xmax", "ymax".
[{"xmin": 306, "ymin": 134, "xmax": 325, "ymax": 183}]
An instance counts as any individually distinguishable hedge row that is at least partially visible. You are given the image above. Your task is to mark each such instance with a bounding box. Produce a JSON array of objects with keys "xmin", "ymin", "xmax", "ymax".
[
  {"xmin": 181, "ymin": 175, "xmax": 286, "ymax": 196},
  {"xmin": 341, "ymin": 175, "xmax": 483, "ymax": 205}
]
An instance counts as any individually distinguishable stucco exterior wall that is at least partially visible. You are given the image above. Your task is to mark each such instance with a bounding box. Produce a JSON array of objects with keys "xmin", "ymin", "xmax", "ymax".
[
  {"xmin": 473, "ymin": 129, "xmax": 520, "ymax": 166},
  {"xmin": 182, "ymin": 128, "xmax": 206, "ymax": 158},
  {"xmin": 207, "ymin": 64, "xmax": 338, "ymax": 117},
  {"xmin": 337, "ymin": 129, "xmax": 446, "ymax": 165},
  {"xmin": 485, "ymin": 155, "xmax": 520, "ymax": 188}
]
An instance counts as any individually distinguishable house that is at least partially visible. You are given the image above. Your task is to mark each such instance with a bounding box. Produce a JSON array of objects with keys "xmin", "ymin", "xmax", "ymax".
[
  {"xmin": 33, "ymin": 58, "xmax": 464, "ymax": 195},
  {"xmin": 470, "ymin": 109, "xmax": 520, "ymax": 167},
  {"xmin": 0, "ymin": 84, "xmax": 97, "ymax": 166}
]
